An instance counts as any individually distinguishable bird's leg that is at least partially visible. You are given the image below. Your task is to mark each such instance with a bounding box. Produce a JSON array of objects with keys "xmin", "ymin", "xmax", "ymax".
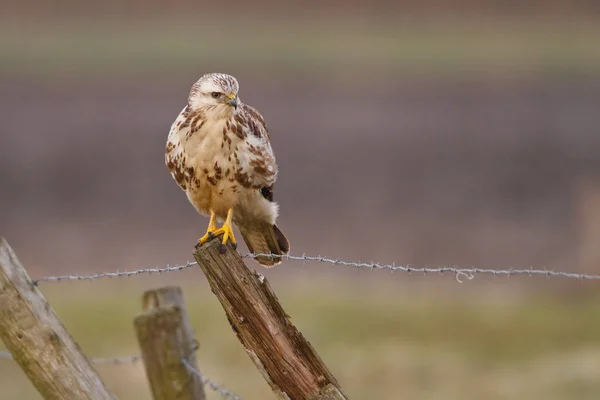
[
  {"xmin": 198, "ymin": 211, "xmax": 218, "ymax": 244},
  {"xmin": 212, "ymin": 208, "xmax": 237, "ymax": 248}
]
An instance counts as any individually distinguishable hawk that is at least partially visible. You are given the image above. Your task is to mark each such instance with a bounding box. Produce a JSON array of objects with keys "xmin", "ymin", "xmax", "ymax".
[{"xmin": 165, "ymin": 73, "xmax": 290, "ymax": 267}]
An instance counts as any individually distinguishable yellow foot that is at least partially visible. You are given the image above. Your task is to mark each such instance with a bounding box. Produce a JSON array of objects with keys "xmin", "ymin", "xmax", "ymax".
[
  {"xmin": 212, "ymin": 223, "xmax": 236, "ymax": 247},
  {"xmin": 212, "ymin": 208, "xmax": 236, "ymax": 249},
  {"xmin": 198, "ymin": 212, "xmax": 218, "ymax": 245},
  {"xmin": 198, "ymin": 229, "xmax": 217, "ymax": 245}
]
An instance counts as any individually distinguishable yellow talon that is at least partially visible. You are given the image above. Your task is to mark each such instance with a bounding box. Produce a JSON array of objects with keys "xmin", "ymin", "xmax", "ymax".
[
  {"xmin": 212, "ymin": 209, "xmax": 237, "ymax": 246},
  {"xmin": 198, "ymin": 212, "xmax": 218, "ymax": 244}
]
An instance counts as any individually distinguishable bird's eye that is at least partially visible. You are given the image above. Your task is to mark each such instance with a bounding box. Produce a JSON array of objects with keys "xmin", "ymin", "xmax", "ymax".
[{"xmin": 211, "ymin": 92, "xmax": 220, "ymax": 99}]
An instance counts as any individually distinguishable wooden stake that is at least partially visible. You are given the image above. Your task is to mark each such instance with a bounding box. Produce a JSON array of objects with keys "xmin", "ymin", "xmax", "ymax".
[
  {"xmin": 0, "ymin": 238, "xmax": 116, "ymax": 400},
  {"xmin": 134, "ymin": 286, "xmax": 206, "ymax": 400},
  {"xmin": 194, "ymin": 239, "xmax": 347, "ymax": 400}
]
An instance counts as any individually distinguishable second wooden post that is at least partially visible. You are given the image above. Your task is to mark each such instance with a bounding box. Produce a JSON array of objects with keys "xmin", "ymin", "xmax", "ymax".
[{"xmin": 134, "ymin": 286, "xmax": 206, "ymax": 400}]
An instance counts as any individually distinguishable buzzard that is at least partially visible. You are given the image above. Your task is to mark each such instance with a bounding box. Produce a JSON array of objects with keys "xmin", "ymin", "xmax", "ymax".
[{"xmin": 165, "ymin": 73, "xmax": 289, "ymax": 266}]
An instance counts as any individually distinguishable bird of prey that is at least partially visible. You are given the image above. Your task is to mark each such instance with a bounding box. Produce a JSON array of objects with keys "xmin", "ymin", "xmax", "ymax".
[{"xmin": 165, "ymin": 73, "xmax": 290, "ymax": 266}]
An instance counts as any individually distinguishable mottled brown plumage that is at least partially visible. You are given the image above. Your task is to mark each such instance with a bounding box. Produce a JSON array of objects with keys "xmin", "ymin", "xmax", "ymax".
[{"xmin": 165, "ymin": 73, "xmax": 289, "ymax": 266}]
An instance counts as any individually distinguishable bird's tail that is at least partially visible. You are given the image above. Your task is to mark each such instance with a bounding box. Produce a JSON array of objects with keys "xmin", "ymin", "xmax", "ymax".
[{"xmin": 239, "ymin": 222, "xmax": 290, "ymax": 267}]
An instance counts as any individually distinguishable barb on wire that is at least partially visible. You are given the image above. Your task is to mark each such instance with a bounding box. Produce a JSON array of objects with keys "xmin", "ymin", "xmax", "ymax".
[
  {"xmin": 243, "ymin": 253, "xmax": 600, "ymax": 281},
  {"xmin": 32, "ymin": 261, "xmax": 198, "ymax": 285},
  {"xmin": 29, "ymin": 253, "xmax": 600, "ymax": 285},
  {"xmin": 0, "ymin": 351, "xmax": 242, "ymax": 400},
  {"xmin": 182, "ymin": 358, "xmax": 242, "ymax": 400}
]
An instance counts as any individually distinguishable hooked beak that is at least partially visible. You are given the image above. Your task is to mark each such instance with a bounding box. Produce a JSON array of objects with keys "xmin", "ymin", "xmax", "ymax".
[{"xmin": 227, "ymin": 93, "xmax": 238, "ymax": 109}]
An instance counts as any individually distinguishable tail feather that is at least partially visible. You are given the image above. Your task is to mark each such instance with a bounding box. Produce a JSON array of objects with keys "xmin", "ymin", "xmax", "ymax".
[{"xmin": 239, "ymin": 223, "xmax": 290, "ymax": 267}]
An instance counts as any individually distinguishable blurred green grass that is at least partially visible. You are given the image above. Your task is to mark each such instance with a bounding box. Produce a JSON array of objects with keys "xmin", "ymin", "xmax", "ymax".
[
  {"xmin": 1, "ymin": 272, "xmax": 600, "ymax": 399},
  {"xmin": 2, "ymin": 18, "xmax": 600, "ymax": 77}
]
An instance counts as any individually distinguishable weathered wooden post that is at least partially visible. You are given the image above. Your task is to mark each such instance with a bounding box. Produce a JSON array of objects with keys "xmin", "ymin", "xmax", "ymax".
[
  {"xmin": 194, "ymin": 238, "xmax": 347, "ymax": 400},
  {"xmin": 134, "ymin": 286, "xmax": 206, "ymax": 400},
  {"xmin": 0, "ymin": 238, "xmax": 117, "ymax": 400}
]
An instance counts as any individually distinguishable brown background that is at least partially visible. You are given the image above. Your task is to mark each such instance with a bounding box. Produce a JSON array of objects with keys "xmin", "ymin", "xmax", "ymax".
[{"xmin": 1, "ymin": 2, "xmax": 600, "ymax": 399}]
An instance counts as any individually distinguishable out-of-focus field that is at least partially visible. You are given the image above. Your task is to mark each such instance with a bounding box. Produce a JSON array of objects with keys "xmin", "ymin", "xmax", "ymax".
[
  {"xmin": 1, "ymin": 274, "xmax": 600, "ymax": 400},
  {"xmin": 1, "ymin": 19, "xmax": 600, "ymax": 77},
  {"xmin": 2, "ymin": 14, "xmax": 600, "ymax": 399}
]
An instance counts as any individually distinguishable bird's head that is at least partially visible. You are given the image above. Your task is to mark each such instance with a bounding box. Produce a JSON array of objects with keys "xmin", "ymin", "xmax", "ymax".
[{"xmin": 188, "ymin": 73, "xmax": 240, "ymax": 117}]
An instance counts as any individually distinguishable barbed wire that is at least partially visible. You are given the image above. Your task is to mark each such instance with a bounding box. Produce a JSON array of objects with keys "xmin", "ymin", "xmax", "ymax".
[
  {"xmin": 0, "ymin": 350, "xmax": 142, "ymax": 365},
  {"xmin": 30, "ymin": 253, "xmax": 600, "ymax": 285},
  {"xmin": 32, "ymin": 261, "xmax": 198, "ymax": 285},
  {"xmin": 246, "ymin": 253, "xmax": 600, "ymax": 282},
  {"xmin": 87, "ymin": 355, "xmax": 144, "ymax": 365},
  {"xmin": 182, "ymin": 359, "xmax": 242, "ymax": 400},
  {"xmin": 0, "ymin": 351, "xmax": 241, "ymax": 399}
]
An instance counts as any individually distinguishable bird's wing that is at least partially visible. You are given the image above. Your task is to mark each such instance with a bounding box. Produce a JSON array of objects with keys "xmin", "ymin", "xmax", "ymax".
[
  {"xmin": 165, "ymin": 106, "xmax": 194, "ymax": 191},
  {"xmin": 235, "ymin": 103, "xmax": 278, "ymax": 198}
]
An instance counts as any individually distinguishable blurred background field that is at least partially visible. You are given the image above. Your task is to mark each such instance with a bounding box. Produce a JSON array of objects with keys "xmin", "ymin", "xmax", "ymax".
[{"xmin": 1, "ymin": 1, "xmax": 600, "ymax": 399}]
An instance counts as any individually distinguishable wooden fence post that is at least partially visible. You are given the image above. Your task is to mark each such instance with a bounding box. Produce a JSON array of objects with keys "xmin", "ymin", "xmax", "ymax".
[
  {"xmin": 193, "ymin": 239, "xmax": 347, "ymax": 400},
  {"xmin": 134, "ymin": 286, "xmax": 206, "ymax": 400},
  {"xmin": 0, "ymin": 238, "xmax": 117, "ymax": 400}
]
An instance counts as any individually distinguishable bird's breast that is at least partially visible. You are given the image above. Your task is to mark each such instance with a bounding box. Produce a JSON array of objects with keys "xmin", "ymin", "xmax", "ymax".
[
  {"xmin": 182, "ymin": 119, "xmax": 239, "ymax": 177},
  {"xmin": 166, "ymin": 118, "xmax": 243, "ymax": 215}
]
